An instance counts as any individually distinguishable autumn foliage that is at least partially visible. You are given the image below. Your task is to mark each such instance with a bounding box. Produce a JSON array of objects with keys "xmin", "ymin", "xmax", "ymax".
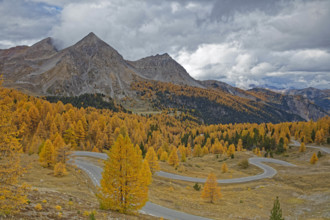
[
  {"xmin": 168, "ymin": 147, "xmax": 179, "ymax": 167},
  {"xmin": 310, "ymin": 153, "xmax": 318, "ymax": 164},
  {"xmin": 145, "ymin": 147, "xmax": 159, "ymax": 173},
  {"xmin": 99, "ymin": 135, "xmax": 151, "ymax": 214},
  {"xmin": 0, "ymin": 82, "xmax": 29, "ymax": 215},
  {"xmin": 201, "ymin": 173, "xmax": 221, "ymax": 203},
  {"xmin": 299, "ymin": 142, "xmax": 306, "ymax": 152},
  {"xmin": 0, "ymin": 82, "xmax": 329, "ymax": 215},
  {"xmin": 221, "ymin": 163, "xmax": 228, "ymax": 173}
]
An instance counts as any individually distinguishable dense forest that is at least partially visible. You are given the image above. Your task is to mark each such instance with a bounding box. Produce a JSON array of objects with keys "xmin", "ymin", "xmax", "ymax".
[
  {"xmin": 131, "ymin": 81, "xmax": 306, "ymax": 124},
  {"xmin": 1, "ymin": 84, "xmax": 329, "ymax": 215},
  {"xmin": 1, "ymin": 85, "xmax": 329, "ymax": 158},
  {"xmin": 45, "ymin": 93, "xmax": 129, "ymax": 113}
]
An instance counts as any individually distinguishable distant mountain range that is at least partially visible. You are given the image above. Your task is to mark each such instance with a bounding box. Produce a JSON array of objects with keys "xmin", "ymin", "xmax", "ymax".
[{"xmin": 0, "ymin": 32, "xmax": 328, "ymax": 124}]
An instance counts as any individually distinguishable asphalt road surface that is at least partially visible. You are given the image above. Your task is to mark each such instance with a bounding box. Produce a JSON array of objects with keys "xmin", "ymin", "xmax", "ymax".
[
  {"xmin": 71, "ymin": 151, "xmax": 297, "ymax": 219},
  {"xmin": 157, "ymin": 157, "xmax": 296, "ymax": 184},
  {"xmin": 72, "ymin": 151, "xmax": 296, "ymax": 184},
  {"xmin": 71, "ymin": 155, "xmax": 210, "ymax": 220},
  {"xmin": 291, "ymin": 140, "xmax": 330, "ymax": 154}
]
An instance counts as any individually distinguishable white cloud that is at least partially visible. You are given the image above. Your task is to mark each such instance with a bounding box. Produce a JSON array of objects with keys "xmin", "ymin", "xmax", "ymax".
[
  {"xmin": 175, "ymin": 42, "xmax": 330, "ymax": 89},
  {"xmin": 0, "ymin": 0, "xmax": 329, "ymax": 89}
]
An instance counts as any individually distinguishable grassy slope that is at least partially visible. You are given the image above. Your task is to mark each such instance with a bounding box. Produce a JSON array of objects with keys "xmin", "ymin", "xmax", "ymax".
[
  {"xmin": 149, "ymin": 145, "xmax": 330, "ymax": 220},
  {"xmin": 16, "ymin": 154, "xmax": 156, "ymax": 220}
]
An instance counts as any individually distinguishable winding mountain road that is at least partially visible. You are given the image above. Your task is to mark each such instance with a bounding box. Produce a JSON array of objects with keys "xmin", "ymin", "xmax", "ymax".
[
  {"xmin": 291, "ymin": 140, "xmax": 330, "ymax": 154},
  {"xmin": 71, "ymin": 151, "xmax": 297, "ymax": 220},
  {"xmin": 71, "ymin": 155, "xmax": 210, "ymax": 220},
  {"xmin": 157, "ymin": 157, "xmax": 296, "ymax": 184}
]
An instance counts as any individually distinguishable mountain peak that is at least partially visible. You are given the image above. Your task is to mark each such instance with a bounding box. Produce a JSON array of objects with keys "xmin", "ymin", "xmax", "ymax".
[
  {"xmin": 25, "ymin": 37, "xmax": 57, "ymax": 59},
  {"xmin": 70, "ymin": 32, "xmax": 124, "ymax": 60},
  {"xmin": 78, "ymin": 32, "xmax": 104, "ymax": 44},
  {"xmin": 85, "ymin": 32, "xmax": 98, "ymax": 39}
]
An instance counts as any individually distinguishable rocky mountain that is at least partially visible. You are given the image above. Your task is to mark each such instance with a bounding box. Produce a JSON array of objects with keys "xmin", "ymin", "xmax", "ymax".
[
  {"xmin": 283, "ymin": 87, "xmax": 330, "ymax": 114},
  {"xmin": 0, "ymin": 32, "xmax": 328, "ymax": 124},
  {"xmin": 128, "ymin": 54, "xmax": 202, "ymax": 88},
  {"xmin": 200, "ymin": 80, "xmax": 257, "ymax": 100},
  {"xmin": 0, "ymin": 32, "xmax": 200, "ymax": 98},
  {"xmin": 248, "ymin": 88, "xmax": 328, "ymax": 121}
]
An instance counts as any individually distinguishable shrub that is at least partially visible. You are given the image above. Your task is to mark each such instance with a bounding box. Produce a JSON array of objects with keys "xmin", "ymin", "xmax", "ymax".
[
  {"xmin": 193, "ymin": 183, "xmax": 201, "ymax": 191},
  {"xmin": 221, "ymin": 163, "xmax": 228, "ymax": 173},
  {"xmin": 238, "ymin": 159, "xmax": 249, "ymax": 169},
  {"xmin": 89, "ymin": 211, "xmax": 96, "ymax": 220},
  {"xmin": 35, "ymin": 203, "xmax": 42, "ymax": 211},
  {"xmin": 310, "ymin": 153, "xmax": 318, "ymax": 164},
  {"xmin": 55, "ymin": 205, "xmax": 62, "ymax": 211},
  {"xmin": 270, "ymin": 196, "xmax": 284, "ymax": 220},
  {"xmin": 54, "ymin": 162, "xmax": 68, "ymax": 177},
  {"xmin": 317, "ymin": 151, "xmax": 322, "ymax": 158}
]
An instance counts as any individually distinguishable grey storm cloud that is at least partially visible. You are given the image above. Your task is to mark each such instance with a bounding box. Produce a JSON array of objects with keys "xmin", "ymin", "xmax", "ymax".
[{"xmin": 0, "ymin": 0, "xmax": 329, "ymax": 89}]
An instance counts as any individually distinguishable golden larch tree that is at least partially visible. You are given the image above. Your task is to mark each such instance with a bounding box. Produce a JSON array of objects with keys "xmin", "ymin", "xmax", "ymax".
[
  {"xmin": 221, "ymin": 163, "xmax": 228, "ymax": 173},
  {"xmin": 92, "ymin": 146, "xmax": 100, "ymax": 152},
  {"xmin": 99, "ymin": 135, "xmax": 148, "ymax": 214},
  {"xmin": 160, "ymin": 151, "xmax": 168, "ymax": 162},
  {"xmin": 299, "ymin": 142, "xmax": 306, "ymax": 152},
  {"xmin": 0, "ymin": 86, "xmax": 29, "ymax": 215},
  {"xmin": 156, "ymin": 147, "xmax": 163, "ymax": 159},
  {"xmin": 315, "ymin": 130, "xmax": 324, "ymax": 144},
  {"xmin": 186, "ymin": 144, "xmax": 192, "ymax": 157},
  {"xmin": 237, "ymin": 139, "xmax": 243, "ymax": 151},
  {"xmin": 168, "ymin": 147, "xmax": 179, "ymax": 167},
  {"xmin": 145, "ymin": 147, "xmax": 159, "ymax": 173},
  {"xmin": 139, "ymin": 159, "xmax": 152, "ymax": 186},
  {"xmin": 75, "ymin": 120, "xmax": 86, "ymax": 146},
  {"xmin": 310, "ymin": 153, "xmax": 318, "ymax": 164},
  {"xmin": 39, "ymin": 139, "xmax": 55, "ymax": 167},
  {"xmin": 227, "ymin": 144, "xmax": 236, "ymax": 157},
  {"xmin": 63, "ymin": 127, "xmax": 77, "ymax": 149},
  {"xmin": 202, "ymin": 146, "xmax": 209, "ymax": 155},
  {"xmin": 27, "ymin": 105, "xmax": 40, "ymax": 132},
  {"xmin": 181, "ymin": 151, "xmax": 186, "ymax": 162},
  {"xmin": 54, "ymin": 162, "xmax": 67, "ymax": 177},
  {"xmin": 201, "ymin": 173, "xmax": 221, "ymax": 203},
  {"xmin": 193, "ymin": 144, "xmax": 203, "ymax": 157}
]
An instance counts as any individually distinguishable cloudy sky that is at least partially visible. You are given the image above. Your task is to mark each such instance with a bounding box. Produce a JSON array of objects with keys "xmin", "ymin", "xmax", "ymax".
[{"xmin": 0, "ymin": 0, "xmax": 329, "ymax": 89}]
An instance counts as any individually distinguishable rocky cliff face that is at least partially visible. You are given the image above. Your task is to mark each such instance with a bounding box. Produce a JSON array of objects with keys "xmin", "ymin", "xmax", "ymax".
[
  {"xmin": 128, "ymin": 53, "xmax": 203, "ymax": 88},
  {"xmin": 1, "ymin": 33, "xmax": 143, "ymax": 97},
  {"xmin": 200, "ymin": 80, "xmax": 257, "ymax": 100},
  {"xmin": 283, "ymin": 87, "xmax": 330, "ymax": 114},
  {"xmin": 248, "ymin": 88, "xmax": 328, "ymax": 121}
]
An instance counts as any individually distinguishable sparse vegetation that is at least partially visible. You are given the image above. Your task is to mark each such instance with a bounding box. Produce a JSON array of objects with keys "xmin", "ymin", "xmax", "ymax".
[
  {"xmin": 34, "ymin": 203, "xmax": 42, "ymax": 211},
  {"xmin": 238, "ymin": 159, "xmax": 249, "ymax": 169},
  {"xmin": 54, "ymin": 162, "xmax": 68, "ymax": 177},
  {"xmin": 193, "ymin": 183, "xmax": 201, "ymax": 191},
  {"xmin": 221, "ymin": 163, "xmax": 228, "ymax": 173},
  {"xmin": 270, "ymin": 197, "xmax": 284, "ymax": 220},
  {"xmin": 310, "ymin": 153, "xmax": 318, "ymax": 164},
  {"xmin": 201, "ymin": 173, "xmax": 221, "ymax": 203},
  {"xmin": 299, "ymin": 143, "xmax": 306, "ymax": 152}
]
